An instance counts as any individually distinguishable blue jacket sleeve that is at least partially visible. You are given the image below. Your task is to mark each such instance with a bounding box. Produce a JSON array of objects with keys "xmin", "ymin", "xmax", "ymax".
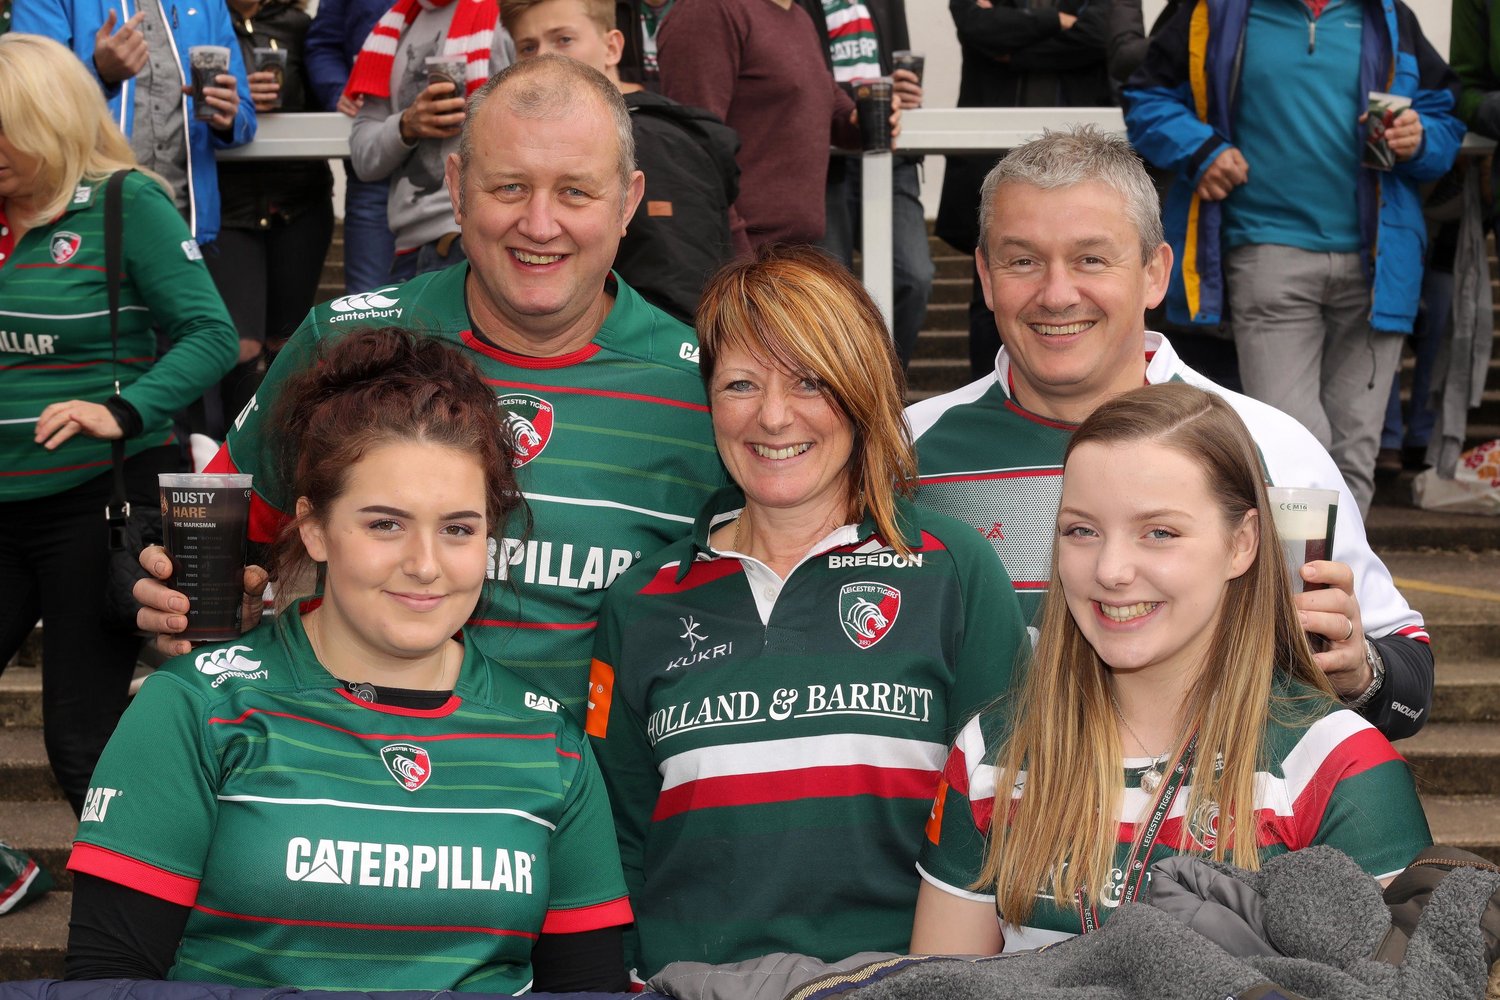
[
  {"xmin": 1391, "ymin": 10, "xmax": 1464, "ymax": 183},
  {"xmin": 1121, "ymin": 5, "xmax": 1230, "ymax": 184},
  {"xmin": 304, "ymin": 0, "xmax": 353, "ymax": 112},
  {"xmin": 12, "ymin": 0, "xmax": 124, "ymax": 100}
]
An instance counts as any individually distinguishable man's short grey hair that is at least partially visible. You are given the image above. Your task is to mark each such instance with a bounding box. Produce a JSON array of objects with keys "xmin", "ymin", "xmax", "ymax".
[
  {"xmin": 458, "ymin": 54, "xmax": 636, "ymax": 206},
  {"xmin": 977, "ymin": 125, "xmax": 1165, "ymax": 265}
]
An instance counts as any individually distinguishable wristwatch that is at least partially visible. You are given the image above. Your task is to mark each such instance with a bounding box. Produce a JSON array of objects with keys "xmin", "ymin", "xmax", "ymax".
[{"xmin": 1344, "ymin": 638, "xmax": 1386, "ymax": 712}]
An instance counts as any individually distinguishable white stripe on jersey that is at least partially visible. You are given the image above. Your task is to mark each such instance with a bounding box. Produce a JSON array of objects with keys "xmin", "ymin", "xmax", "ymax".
[
  {"xmin": 957, "ymin": 709, "xmax": 1380, "ymax": 824},
  {"xmin": 216, "ymin": 795, "xmax": 558, "ymax": 829},
  {"xmin": 824, "ymin": 4, "xmax": 873, "ymax": 30},
  {"xmin": 660, "ymin": 732, "xmax": 945, "ymax": 793},
  {"xmin": 0, "ymin": 306, "xmax": 150, "ymax": 320},
  {"xmin": 522, "ymin": 491, "xmax": 695, "ymax": 525},
  {"xmin": 905, "ymin": 372, "xmax": 998, "ymax": 441}
]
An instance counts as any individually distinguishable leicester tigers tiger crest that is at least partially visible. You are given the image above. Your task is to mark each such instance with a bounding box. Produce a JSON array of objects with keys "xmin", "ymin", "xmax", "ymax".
[
  {"xmin": 838, "ymin": 581, "xmax": 900, "ymax": 649},
  {"xmin": 496, "ymin": 393, "xmax": 554, "ymax": 467}
]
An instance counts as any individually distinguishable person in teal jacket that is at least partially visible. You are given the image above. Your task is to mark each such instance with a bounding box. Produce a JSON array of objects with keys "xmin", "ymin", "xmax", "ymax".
[
  {"xmin": 1121, "ymin": 0, "xmax": 1462, "ymax": 515},
  {"xmin": 14, "ymin": 0, "xmax": 255, "ymax": 245}
]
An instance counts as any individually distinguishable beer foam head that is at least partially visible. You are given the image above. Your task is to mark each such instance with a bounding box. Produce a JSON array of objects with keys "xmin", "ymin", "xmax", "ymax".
[{"xmin": 1271, "ymin": 502, "xmax": 1332, "ymax": 541}]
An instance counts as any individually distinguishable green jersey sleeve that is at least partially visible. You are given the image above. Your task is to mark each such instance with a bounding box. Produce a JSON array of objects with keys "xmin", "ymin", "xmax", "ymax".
[
  {"xmin": 542, "ymin": 724, "xmax": 634, "ymax": 930},
  {"xmin": 69, "ymin": 669, "xmax": 220, "ymax": 904},
  {"xmin": 116, "ymin": 176, "xmax": 238, "ymax": 430}
]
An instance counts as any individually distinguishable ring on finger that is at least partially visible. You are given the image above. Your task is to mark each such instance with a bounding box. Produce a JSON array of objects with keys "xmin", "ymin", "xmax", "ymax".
[{"xmin": 1341, "ymin": 617, "xmax": 1356, "ymax": 643}]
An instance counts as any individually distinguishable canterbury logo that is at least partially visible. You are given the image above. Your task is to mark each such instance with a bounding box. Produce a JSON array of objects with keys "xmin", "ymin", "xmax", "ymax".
[
  {"xmin": 195, "ymin": 645, "xmax": 262, "ymax": 676},
  {"xmin": 843, "ymin": 599, "xmax": 889, "ymax": 640},
  {"xmin": 329, "ymin": 287, "xmax": 400, "ymax": 312}
]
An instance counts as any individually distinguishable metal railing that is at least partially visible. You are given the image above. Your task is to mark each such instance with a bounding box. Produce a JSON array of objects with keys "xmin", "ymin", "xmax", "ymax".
[{"xmin": 219, "ymin": 108, "xmax": 1496, "ymax": 331}]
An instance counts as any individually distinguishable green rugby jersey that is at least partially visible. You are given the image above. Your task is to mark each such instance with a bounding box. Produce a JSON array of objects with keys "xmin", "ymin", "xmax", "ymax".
[
  {"xmin": 218, "ymin": 266, "xmax": 725, "ymax": 720},
  {"xmin": 70, "ymin": 612, "xmax": 631, "ymax": 992},
  {"xmin": 0, "ymin": 172, "xmax": 237, "ymax": 500},
  {"xmin": 587, "ymin": 488, "xmax": 1027, "ymax": 976},
  {"xmin": 920, "ymin": 681, "xmax": 1431, "ymax": 950}
]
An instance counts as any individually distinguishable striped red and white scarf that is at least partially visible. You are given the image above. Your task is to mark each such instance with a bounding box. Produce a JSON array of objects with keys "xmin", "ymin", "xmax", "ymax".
[{"xmin": 344, "ymin": 0, "xmax": 498, "ymax": 101}]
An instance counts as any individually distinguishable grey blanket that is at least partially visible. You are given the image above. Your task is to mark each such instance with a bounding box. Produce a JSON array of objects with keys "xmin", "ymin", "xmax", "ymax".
[{"xmin": 650, "ymin": 847, "xmax": 1500, "ymax": 1000}]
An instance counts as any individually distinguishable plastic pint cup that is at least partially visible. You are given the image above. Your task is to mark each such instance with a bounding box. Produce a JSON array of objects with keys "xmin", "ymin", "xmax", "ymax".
[
  {"xmin": 425, "ymin": 55, "xmax": 467, "ymax": 96},
  {"xmin": 188, "ymin": 46, "xmax": 231, "ymax": 121},
  {"xmin": 1266, "ymin": 486, "xmax": 1339, "ymax": 593},
  {"xmin": 159, "ymin": 473, "xmax": 253, "ymax": 641},
  {"xmin": 853, "ymin": 77, "xmax": 894, "ymax": 152},
  {"xmin": 252, "ymin": 47, "xmax": 288, "ymax": 108}
]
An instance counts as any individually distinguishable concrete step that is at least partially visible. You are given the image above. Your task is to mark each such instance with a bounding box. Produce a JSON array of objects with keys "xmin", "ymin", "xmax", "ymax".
[
  {"xmin": 1380, "ymin": 549, "xmax": 1500, "ymax": 662},
  {"xmin": 2, "ymin": 629, "xmax": 42, "ymax": 671},
  {"xmin": 0, "ymin": 891, "xmax": 68, "ymax": 981},
  {"xmin": 1420, "ymin": 795, "xmax": 1500, "ymax": 865},
  {"xmin": 906, "ymin": 356, "xmax": 972, "ymax": 393},
  {"xmin": 0, "ymin": 802, "xmax": 75, "ymax": 893},
  {"xmin": 910, "ymin": 328, "xmax": 967, "ymax": 363},
  {"xmin": 0, "ymin": 667, "xmax": 41, "ymax": 729},
  {"xmin": 929, "ymin": 275, "xmax": 970, "ymax": 306},
  {"xmin": 1365, "ymin": 504, "xmax": 1500, "ymax": 551},
  {"xmin": 1432, "ymin": 660, "xmax": 1500, "ymax": 724},
  {"xmin": 0, "ymin": 728, "xmax": 64, "ymax": 802},
  {"xmin": 1397, "ymin": 722, "xmax": 1500, "ymax": 797}
]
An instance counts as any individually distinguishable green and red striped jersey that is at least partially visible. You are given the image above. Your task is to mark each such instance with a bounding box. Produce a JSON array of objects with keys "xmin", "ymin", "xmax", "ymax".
[
  {"xmin": 216, "ymin": 265, "xmax": 725, "ymax": 720},
  {"xmin": 586, "ymin": 488, "xmax": 1027, "ymax": 976},
  {"xmin": 70, "ymin": 612, "xmax": 631, "ymax": 992},
  {"xmin": 918, "ymin": 681, "xmax": 1431, "ymax": 951},
  {"xmin": 0, "ymin": 172, "xmax": 236, "ymax": 500}
]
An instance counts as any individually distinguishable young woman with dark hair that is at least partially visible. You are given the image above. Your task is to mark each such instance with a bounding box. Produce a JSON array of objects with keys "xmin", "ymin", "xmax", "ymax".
[{"xmin": 66, "ymin": 328, "xmax": 632, "ymax": 993}]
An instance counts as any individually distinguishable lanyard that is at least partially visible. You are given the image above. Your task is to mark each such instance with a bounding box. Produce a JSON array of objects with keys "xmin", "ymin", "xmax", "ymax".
[{"xmin": 1077, "ymin": 732, "xmax": 1198, "ymax": 934}]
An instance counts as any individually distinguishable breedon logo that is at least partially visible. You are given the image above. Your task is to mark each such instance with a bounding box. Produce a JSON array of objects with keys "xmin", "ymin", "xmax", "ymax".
[
  {"xmin": 838, "ymin": 582, "xmax": 900, "ymax": 649},
  {"xmin": 381, "ymin": 743, "xmax": 432, "ymax": 791}
]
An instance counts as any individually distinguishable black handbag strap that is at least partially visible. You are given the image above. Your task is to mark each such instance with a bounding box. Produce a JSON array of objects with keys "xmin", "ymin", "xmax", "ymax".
[{"xmin": 104, "ymin": 170, "xmax": 131, "ymax": 544}]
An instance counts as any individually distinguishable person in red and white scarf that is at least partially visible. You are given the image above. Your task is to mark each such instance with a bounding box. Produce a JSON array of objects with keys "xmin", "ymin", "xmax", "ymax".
[{"xmin": 346, "ymin": 0, "xmax": 514, "ymax": 279}]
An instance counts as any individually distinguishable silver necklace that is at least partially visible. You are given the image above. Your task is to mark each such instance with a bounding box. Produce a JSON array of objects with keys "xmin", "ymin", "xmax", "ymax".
[{"xmin": 1109, "ymin": 691, "xmax": 1181, "ymax": 794}]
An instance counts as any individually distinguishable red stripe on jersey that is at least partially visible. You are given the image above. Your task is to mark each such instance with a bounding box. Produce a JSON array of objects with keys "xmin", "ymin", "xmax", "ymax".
[
  {"xmin": 334, "ymin": 688, "xmax": 462, "ymax": 717},
  {"xmin": 1393, "ymin": 624, "xmax": 1431, "ymax": 644},
  {"xmin": 206, "ymin": 444, "xmax": 290, "ymax": 544},
  {"xmin": 1, "ymin": 356, "xmax": 152, "ymax": 371},
  {"xmin": 0, "ymin": 430, "xmax": 174, "ymax": 477},
  {"xmin": 461, "ymin": 329, "xmax": 602, "ymax": 368},
  {"xmin": 69, "ymin": 842, "xmax": 201, "ymax": 906},
  {"xmin": 540, "ymin": 895, "xmax": 633, "ymax": 934},
  {"xmin": 942, "ymin": 744, "xmax": 971, "ymax": 796},
  {"xmin": 208, "ymin": 706, "xmax": 556, "ymax": 743},
  {"xmin": 15, "ymin": 261, "xmax": 110, "ymax": 273},
  {"xmin": 919, "ymin": 468, "xmax": 1063, "ymax": 487},
  {"xmin": 0, "ymin": 859, "xmax": 39, "ymax": 908},
  {"xmin": 0, "ymin": 457, "xmax": 112, "ymax": 477},
  {"xmin": 829, "ymin": 15, "xmax": 876, "ymax": 35},
  {"xmin": 651, "ymin": 764, "xmax": 940, "ymax": 822},
  {"xmin": 556, "ymin": 748, "xmax": 581, "ymax": 760},
  {"xmin": 638, "ymin": 557, "xmax": 744, "ymax": 595},
  {"xmin": 484, "ymin": 377, "xmax": 711, "ymax": 413},
  {"xmin": 192, "ymin": 902, "xmax": 541, "ymax": 939},
  {"xmin": 1284, "ymin": 727, "xmax": 1402, "ymax": 848},
  {"xmin": 1003, "ymin": 400, "xmax": 1080, "ymax": 430},
  {"xmin": 467, "ymin": 618, "xmax": 597, "ymax": 631}
]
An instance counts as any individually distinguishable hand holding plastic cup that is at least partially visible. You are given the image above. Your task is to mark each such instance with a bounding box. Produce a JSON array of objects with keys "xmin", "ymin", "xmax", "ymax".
[
  {"xmin": 159, "ymin": 473, "xmax": 253, "ymax": 642},
  {"xmin": 854, "ymin": 77, "xmax": 894, "ymax": 153},
  {"xmin": 425, "ymin": 55, "xmax": 467, "ymax": 97},
  {"xmin": 1266, "ymin": 486, "xmax": 1339, "ymax": 594},
  {"xmin": 891, "ymin": 50, "xmax": 924, "ymax": 85},
  {"xmin": 188, "ymin": 45, "xmax": 230, "ymax": 121},
  {"xmin": 252, "ymin": 46, "xmax": 287, "ymax": 108}
]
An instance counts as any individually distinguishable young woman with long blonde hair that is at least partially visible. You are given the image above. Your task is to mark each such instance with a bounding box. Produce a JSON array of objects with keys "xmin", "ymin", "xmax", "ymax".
[{"xmin": 910, "ymin": 382, "xmax": 1430, "ymax": 954}]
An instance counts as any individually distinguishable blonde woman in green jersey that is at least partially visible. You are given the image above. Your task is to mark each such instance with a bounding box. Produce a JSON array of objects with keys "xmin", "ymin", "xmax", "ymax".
[{"xmin": 0, "ymin": 33, "xmax": 236, "ymax": 816}]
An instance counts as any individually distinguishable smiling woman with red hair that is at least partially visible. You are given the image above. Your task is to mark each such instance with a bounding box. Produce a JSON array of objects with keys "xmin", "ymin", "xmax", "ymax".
[{"xmin": 586, "ymin": 244, "xmax": 1027, "ymax": 981}]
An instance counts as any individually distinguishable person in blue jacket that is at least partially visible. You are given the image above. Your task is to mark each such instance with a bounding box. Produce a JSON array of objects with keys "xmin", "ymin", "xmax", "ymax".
[
  {"xmin": 14, "ymin": 0, "xmax": 255, "ymax": 246},
  {"xmin": 1121, "ymin": 0, "xmax": 1462, "ymax": 516},
  {"xmin": 303, "ymin": 0, "xmax": 396, "ymax": 295}
]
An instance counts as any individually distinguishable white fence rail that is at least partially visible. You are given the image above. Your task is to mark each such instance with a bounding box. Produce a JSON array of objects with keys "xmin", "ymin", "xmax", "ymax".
[{"xmin": 219, "ymin": 108, "xmax": 1496, "ymax": 331}]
